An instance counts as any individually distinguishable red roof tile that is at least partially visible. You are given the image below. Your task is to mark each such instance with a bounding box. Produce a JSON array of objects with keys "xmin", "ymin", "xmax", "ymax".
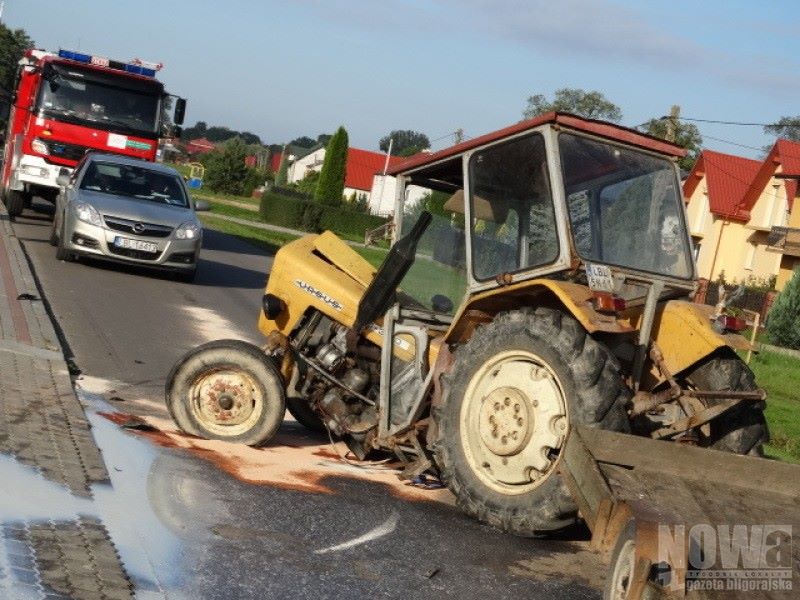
[
  {"xmin": 345, "ymin": 148, "xmax": 405, "ymax": 191},
  {"xmin": 738, "ymin": 138, "xmax": 800, "ymax": 217},
  {"xmin": 185, "ymin": 137, "xmax": 215, "ymax": 154},
  {"xmin": 683, "ymin": 150, "xmax": 761, "ymax": 221}
]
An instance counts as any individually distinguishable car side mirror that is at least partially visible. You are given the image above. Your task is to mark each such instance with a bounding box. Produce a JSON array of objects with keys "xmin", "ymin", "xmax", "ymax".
[
  {"xmin": 194, "ymin": 199, "xmax": 210, "ymax": 212},
  {"xmin": 56, "ymin": 172, "xmax": 70, "ymax": 188}
]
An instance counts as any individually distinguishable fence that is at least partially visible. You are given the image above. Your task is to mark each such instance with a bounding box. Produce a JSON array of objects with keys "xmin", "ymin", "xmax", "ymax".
[{"xmin": 695, "ymin": 279, "xmax": 778, "ymax": 324}]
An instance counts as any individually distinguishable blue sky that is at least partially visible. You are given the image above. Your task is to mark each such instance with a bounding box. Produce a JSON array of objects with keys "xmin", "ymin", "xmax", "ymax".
[{"xmin": 5, "ymin": 0, "xmax": 799, "ymax": 156}]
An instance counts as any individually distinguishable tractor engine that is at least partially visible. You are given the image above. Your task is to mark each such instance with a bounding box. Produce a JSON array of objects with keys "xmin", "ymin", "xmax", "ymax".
[{"xmin": 290, "ymin": 311, "xmax": 381, "ymax": 456}]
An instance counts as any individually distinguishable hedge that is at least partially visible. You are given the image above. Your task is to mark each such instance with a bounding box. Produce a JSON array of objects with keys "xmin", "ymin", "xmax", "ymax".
[{"xmin": 259, "ymin": 191, "xmax": 386, "ymax": 240}]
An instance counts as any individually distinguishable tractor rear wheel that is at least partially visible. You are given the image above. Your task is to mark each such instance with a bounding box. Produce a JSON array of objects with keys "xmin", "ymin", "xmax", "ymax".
[
  {"xmin": 683, "ymin": 350, "xmax": 768, "ymax": 456},
  {"xmin": 166, "ymin": 339, "xmax": 286, "ymax": 446},
  {"xmin": 433, "ymin": 307, "xmax": 630, "ymax": 536}
]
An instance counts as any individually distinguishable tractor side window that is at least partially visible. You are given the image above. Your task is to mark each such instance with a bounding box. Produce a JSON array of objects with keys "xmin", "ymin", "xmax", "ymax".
[
  {"xmin": 468, "ymin": 133, "xmax": 558, "ymax": 281},
  {"xmin": 399, "ymin": 188, "xmax": 468, "ymax": 314}
]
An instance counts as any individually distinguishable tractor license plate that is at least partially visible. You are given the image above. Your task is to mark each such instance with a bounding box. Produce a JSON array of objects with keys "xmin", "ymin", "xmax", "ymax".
[
  {"xmin": 114, "ymin": 237, "xmax": 158, "ymax": 253},
  {"xmin": 586, "ymin": 263, "xmax": 614, "ymax": 292}
]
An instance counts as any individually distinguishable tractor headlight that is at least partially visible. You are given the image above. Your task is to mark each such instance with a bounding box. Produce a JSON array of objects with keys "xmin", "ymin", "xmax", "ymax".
[
  {"xmin": 73, "ymin": 201, "xmax": 102, "ymax": 227},
  {"xmin": 175, "ymin": 221, "xmax": 201, "ymax": 240},
  {"xmin": 262, "ymin": 294, "xmax": 284, "ymax": 320}
]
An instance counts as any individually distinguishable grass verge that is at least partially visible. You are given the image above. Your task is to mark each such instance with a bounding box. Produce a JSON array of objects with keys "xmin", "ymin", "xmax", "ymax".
[
  {"xmin": 747, "ymin": 350, "xmax": 800, "ymax": 463},
  {"xmin": 199, "ymin": 214, "xmax": 300, "ymax": 252}
]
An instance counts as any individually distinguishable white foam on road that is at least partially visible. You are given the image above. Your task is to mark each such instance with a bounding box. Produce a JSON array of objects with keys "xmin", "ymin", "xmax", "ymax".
[{"xmin": 314, "ymin": 511, "xmax": 400, "ymax": 554}]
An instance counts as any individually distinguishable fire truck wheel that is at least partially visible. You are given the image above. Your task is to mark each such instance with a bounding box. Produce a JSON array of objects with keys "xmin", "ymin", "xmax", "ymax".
[
  {"xmin": 433, "ymin": 307, "xmax": 630, "ymax": 536},
  {"xmin": 683, "ymin": 350, "xmax": 768, "ymax": 456},
  {"xmin": 166, "ymin": 339, "xmax": 286, "ymax": 446},
  {"xmin": 4, "ymin": 190, "xmax": 25, "ymax": 219}
]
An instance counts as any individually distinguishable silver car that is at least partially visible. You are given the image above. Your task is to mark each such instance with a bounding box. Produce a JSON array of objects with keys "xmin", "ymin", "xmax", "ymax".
[{"xmin": 51, "ymin": 154, "xmax": 208, "ymax": 282}]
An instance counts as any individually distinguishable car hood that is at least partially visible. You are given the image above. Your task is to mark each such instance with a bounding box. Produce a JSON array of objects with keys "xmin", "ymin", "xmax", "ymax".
[{"xmin": 74, "ymin": 190, "xmax": 197, "ymax": 227}]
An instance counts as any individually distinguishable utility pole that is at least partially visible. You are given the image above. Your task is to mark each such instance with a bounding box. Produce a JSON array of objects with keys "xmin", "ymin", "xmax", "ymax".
[
  {"xmin": 665, "ymin": 105, "xmax": 680, "ymax": 142},
  {"xmin": 454, "ymin": 128, "xmax": 464, "ymax": 144}
]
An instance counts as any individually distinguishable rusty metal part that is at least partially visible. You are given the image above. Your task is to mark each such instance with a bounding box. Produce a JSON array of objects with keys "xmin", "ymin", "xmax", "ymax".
[
  {"xmin": 262, "ymin": 330, "xmax": 289, "ymax": 354},
  {"xmin": 629, "ymin": 388, "xmax": 675, "ymax": 416},
  {"xmin": 650, "ymin": 401, "xmax": 737, "ymax": 440},
  {"xmin": 681, "ymin": 388, "xmax": 766, "ymax": 401},
  {"xmin": 294, "ymin": 353, "xmax": 375, "ymax": 406}
]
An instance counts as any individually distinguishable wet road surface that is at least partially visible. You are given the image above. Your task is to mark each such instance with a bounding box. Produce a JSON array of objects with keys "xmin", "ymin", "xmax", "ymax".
[{"xmin": 9, "ymin": 200, "xmax": 604, "ymax": 599}]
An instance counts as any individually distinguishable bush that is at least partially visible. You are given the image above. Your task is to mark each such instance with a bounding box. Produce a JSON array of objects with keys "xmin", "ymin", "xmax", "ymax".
[
  {"xmin": 202, "ymin": 138, "xmax": 248, "ymax": 195},
  {"xmin": 260, "ymin": 191, "xmax": 385, "ymax": 240},
  {"xmin": 767, "ymin": 268, "xmax": 800, "ymax": 350},
  {"xmin": 241, "ymin": 167, "xmax": 270, "ymax": 197}
]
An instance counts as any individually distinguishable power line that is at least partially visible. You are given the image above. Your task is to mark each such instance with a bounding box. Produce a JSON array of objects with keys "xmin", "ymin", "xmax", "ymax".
[{"xmin": 663, "ymin": 115, "xmax": 798, "ymax": 128}]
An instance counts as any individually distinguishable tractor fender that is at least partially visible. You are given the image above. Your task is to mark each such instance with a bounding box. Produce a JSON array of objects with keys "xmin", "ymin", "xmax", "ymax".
[
  {"xmin": 444, "ymin": 279, "xmax": 634, "ymax": 344},
  {"xmin": 649, "ymin": 300, "xmax": 731, "ymax": 377}
]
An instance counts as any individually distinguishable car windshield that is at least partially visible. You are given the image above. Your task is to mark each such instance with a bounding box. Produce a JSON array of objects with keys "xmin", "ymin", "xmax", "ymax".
[
  {"xmin": 37, "ymin": 64, "xmax": 160, "ymax": 137},
  {"xmin": 559, "ymin": 133, "xmax": 693, "ymax": 279},
  {"xmin": 80, "ymin": 161, "xmax": 189, "ymax": 207}
]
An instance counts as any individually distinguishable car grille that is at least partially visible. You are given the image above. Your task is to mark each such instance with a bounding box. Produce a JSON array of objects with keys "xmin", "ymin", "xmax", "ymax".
[
  {"xmin": 108, "ymin": 245, "xmax": 162, "ymax": 261},
  {"xmin": 42, "ymin": 140, "xmax": 90, "ymax": 162},
  {"xmin": 103, "ymin": 215, "xmax": 173, "ymax": 238}
]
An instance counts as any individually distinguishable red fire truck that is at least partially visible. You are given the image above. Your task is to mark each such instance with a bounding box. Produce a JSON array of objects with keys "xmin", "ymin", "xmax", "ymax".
[{"xmin": 0, "ymin": 48, "xmax": 186, "ymax": 219}]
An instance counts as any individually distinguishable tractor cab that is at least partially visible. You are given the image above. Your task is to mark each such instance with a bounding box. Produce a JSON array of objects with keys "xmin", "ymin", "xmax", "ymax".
[{"xmin": 389, "ymin": 112, "xmax": 695, "ymax": 320}]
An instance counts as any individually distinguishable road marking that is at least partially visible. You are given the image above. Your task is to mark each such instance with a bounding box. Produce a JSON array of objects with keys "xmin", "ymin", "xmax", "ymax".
[{"xmin": 314, "ymin": 511, "xmax": 400, "ymax": 554}]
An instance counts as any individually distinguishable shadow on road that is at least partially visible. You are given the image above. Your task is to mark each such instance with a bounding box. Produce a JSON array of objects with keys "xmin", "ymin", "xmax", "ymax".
[
  {"xmin": 201, "ymin": 228, "xmax": 274, "ymax": 257},
  {"xmin": 71, "ymin": 254, "xmax": 268, "ymax": 289}
]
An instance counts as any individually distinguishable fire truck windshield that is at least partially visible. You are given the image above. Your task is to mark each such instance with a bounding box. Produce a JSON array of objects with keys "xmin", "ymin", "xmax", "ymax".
[{"xmin": 36, "ymin": 64, "xmax": 161, "ymax": 138}]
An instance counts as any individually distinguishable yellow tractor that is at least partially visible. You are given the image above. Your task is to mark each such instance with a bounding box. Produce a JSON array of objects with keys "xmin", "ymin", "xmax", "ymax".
[{"xmin": 167, "ymin": 113, "xmax": 767, "ymax": 536}]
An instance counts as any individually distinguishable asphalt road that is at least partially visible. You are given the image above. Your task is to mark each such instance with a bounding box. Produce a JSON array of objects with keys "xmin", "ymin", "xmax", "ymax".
[{"xmin": 11, "ymin": 199, "xmax": 604, "ymax": 600}]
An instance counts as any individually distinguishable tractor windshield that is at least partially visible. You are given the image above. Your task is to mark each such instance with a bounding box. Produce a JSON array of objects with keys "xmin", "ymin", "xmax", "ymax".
[{"xmin": 559, "ymin": 133, "xmax": 693, "ymax": 279}]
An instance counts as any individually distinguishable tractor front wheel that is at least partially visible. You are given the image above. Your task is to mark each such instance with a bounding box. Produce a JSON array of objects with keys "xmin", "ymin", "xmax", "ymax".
[
  {"xmin": 166, "ymin": 339, "xmax": 286, "ymax": 446},
  {"xmin": 433, "ymin": 308, "xmax": 630, "ymax": 536}
]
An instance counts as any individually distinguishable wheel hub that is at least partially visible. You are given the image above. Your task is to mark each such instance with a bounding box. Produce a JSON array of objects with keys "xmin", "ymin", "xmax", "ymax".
[
  {"xmin": 479, "ymin": 387, "xmax": 532, "ymax": 456},
  {"xmin": 193, "ymin": 370, "xmax": 259, "ymax": 428},
  {"xmin": 460, "ymin": 350, "xmax": 568, "ymax": 494}
]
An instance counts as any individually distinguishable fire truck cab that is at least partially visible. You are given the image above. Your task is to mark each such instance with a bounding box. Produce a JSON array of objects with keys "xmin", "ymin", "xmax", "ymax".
[{"xmin": 1, "ymin": 49, "xmax": 186, "ymax": 218}]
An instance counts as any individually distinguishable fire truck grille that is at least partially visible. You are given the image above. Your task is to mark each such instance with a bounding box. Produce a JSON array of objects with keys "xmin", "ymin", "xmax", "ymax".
[{"xmin": 44, "ymin": 140, "xmax": 91, "ymax": 162}]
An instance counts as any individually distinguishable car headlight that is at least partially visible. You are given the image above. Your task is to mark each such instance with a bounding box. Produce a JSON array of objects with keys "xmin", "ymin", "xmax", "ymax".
[
  {"xmin": 175, "ymin": 221, "xmax": 201, "ymax": 240},
  {"xmin": 73, "ymin": 202, "xmax": 102, "ymax": 227},
  {"xmin": 31, "ymin": 138, "xmax": 49, "ymax": 155}
]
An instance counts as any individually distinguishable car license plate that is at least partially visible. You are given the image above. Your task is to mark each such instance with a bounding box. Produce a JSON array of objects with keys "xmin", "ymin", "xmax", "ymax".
[{"xmin": 114, "ymin": 237, "xmax": 158, "ymax": 253}]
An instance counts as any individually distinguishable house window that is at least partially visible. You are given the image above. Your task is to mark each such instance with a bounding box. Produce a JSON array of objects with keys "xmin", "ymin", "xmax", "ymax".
[{"xmin": 744, "ymin": 242, "xmax": 756, "ymax": 270}]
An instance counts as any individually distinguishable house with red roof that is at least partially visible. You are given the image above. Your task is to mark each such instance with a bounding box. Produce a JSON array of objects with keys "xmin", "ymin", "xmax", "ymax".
[
  {"xmin": 284, "ymin": 145, "xmax": 427, "ymax": 214},
  {"xmin": 683, "ymin": 140, "xmax": 800, "ymax": 288},
  {"xmin": 185, "ymin": 137, "xmax": 216, "ymax": 156}
]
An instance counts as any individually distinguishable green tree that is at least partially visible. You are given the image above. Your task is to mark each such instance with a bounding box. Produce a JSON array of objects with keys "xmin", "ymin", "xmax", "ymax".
[
  {"xmin": 767, "ymin": 268, "xmax": 800, "ymax": 350},
  {"xmin": 523, "ymin": 88, "xmax": 622, "ymax": 122},
  {"xmin": 764, "ymin": 117, "xmax": 800, "ymax": 142},
  {"xmin": 0, "ymin": 24, "xmax": 33, "ymax": 124},
  {"xmin": 202, "ymin": 137, "xmax": 248, "ymax": 195},
  {"xmin": 290, "ymin": 135, "xmax": 316, "ymax": 148},
  {"xmin": 314, "ymin": 126, "xmax": 348, "ymax": 206},
  {"xmin": 379, "ymin": 130, "xmax": 430, "ymax": 156},
  {"xmin": 641, "ymin": 117, "xmax": 703, "ymax": 171}
]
